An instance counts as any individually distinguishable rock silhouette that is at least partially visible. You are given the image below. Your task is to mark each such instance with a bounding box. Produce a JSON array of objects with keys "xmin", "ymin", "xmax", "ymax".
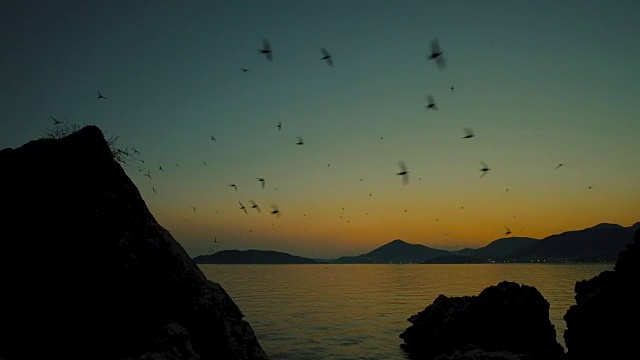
[{"xmin": 0, "ymin": 126, "xmax": 268, "ymax": 360}]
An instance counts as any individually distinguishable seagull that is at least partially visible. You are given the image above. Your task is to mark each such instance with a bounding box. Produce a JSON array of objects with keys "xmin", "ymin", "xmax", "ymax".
[
  {"xmin": 258, "ymin": 39, "xmax": 273, "ymax": 61},
  {"xmin": 396, "ymin": 161, "xmax": 409, "ymax": 185},
  {"xmin": 256, "ymin": 177, "xmax": 265, "ymax": 189},
  {"xmin": 241, "ymin": 68, "xmax": 250, "ymax": 72},
  {"xmin": 249, "ymin": 200, "xmax": 261, "ymax": 213},
  {"xmin": 270, "ymin": 204, "xmax": 280, "ymax": 218},
  {"xmin": 239, "ymin": 201, "xmax": 247, "ymax": 214},
  {"xmin": 426, "ymin": 95, "xmax": 438, "ymax": 110},
  {"xmin": 320, "ymin": 48, "xmax": 333, "ymax": 66},
  {"xmin": 97, "ymin": 90, "xmax": 107, "ymax": 99},
  {"xmin": 462, "ymin": 128, "xmax": 475, "ymax": 139},
  {"xmin": 50, "ymin": 116, "xmax": 63, "ymax": 125},
  {"xmin": 277, "ymin": 121, "xmax": 282, "ymax": 131},
  {"xmin": 228, "ymin": 184, "xmax": 238, "ymax": 191},
  {"xmin": 504, "ymin": 227, "xmax": 512, "ymax": 236},
  {"xmin": 480, "ymin": 161, "xmax": 491, "ymax": 177},
  {"xmin": 210, "ymin": 135, "xmax": 216, "ymax": 142},
  {"xmin": 555, "ymin": 163, "xmax": 565, "ymax": 170},
  {"xmin": 427, "ymin": 38, "xmax": 446, "ymax": 70},
  {"xmin": 296, "ymin": 136, "xmax": 304, "ymax": 145}
]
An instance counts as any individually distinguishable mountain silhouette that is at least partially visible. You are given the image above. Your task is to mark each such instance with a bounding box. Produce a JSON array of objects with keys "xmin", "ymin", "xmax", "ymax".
[
  {"xmin": 194, "ymin": 249, "xmax": 323, "ymax": 264},
  {"xmin": 453, "ymin": 237, "xmax": 538, "ymax": 259},
  {"xmin": 333, "ymin": 239, "xmax": 450, "ymax": 264}
]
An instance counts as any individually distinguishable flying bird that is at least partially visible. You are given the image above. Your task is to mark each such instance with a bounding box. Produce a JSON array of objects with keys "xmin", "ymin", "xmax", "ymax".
[
  {"xmin": 143, "ymin": 173, "xmax": 152, "ymax": 180},
  {"xmin": 256, "ymin": 177, "xmax": 265, "ymax": 189},
  {"xmin": 210, "ymin": 135, "xmax": 216, "ymax": 142},
  {"xmin": 190, "ymin": 205, "xmax": 196, "ymax": 212},
  {"xmin": 228, "ymin": 184, "xmax": 238, "ymax": 191},
  {"xmin": 277, "ymin": 121, "xmax": 282, "ymax": 131},
  {"xmin": 258, "ymin": 39, "xmax": 273, "ymax": 61},
  {"xmin": 504, "ymin": 227, "xmax": 512, "ymax": 236},
  {"xmin": 451, "ymin": 86, "xmax": 455, "ymax": 92},
  {"xmin": 426, "ymin": 95, "xmax": 438, "ymax": 110},
  {"xmin": 50, "ymin": 116, "xmax": 63, "ymax": 125},
  {"xmin": 480, "ymin": 161, "xmax": 491, "ymax": 177},
  {"xmin": 462, "ymin": 128, "xmax": 475, "ymax": 139},
  {"xmin": 152, "ymin": 187, "xmax": 156, "ymax": 194},
  {"xmin": 158, "ymin": 165, "xmax": 164, "ymax": 172},
  {"xmin": 555, "ymin": 163, "xmax": 565, "ymax": 170},
  {"xmin": 396, "ymin": 161, "xmax": 409, "ymax": 185},
  {"xmin": 249, "ymin": 200, "xmax": 261, "ymax": 213},
  {"xmin": 270, "ymin": 204, "xmax": 281, "ymax": 218},
  {"xmin": 320, "ymin": 48, "xmax": 333, "ymax": 66},
  {"xmin": 97, "ymin": 90, "xmax": 107, "ymax": 99},
  {"xmin": 296, "ymin": 136, "xmax": 304, "ymax": 145},
  {"xmin": 239, "ymin": 202, "xmax": 247, "ymax": 214},
  {"xmin": 427, "ymin": 38, "xmax": 446, "ymax": 70},
  {"xmin": 241, "ymin": 68, "xmax": 250, "ymax": 72}
]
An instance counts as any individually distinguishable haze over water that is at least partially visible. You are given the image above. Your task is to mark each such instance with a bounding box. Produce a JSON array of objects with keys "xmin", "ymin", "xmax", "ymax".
[{"xmin": 200, "ymin": 263, "xmax": 612, "ymax": 359}]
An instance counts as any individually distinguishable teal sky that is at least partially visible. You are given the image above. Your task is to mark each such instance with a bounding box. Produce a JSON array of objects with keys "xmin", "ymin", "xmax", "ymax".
[{"xmin": 2, "ymin": 0, "xmax": 639, "ymax": 258}]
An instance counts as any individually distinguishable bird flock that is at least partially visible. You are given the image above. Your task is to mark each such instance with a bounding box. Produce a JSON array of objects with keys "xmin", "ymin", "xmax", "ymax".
[{"xmin": 46, "ymin": 36, "xmax": 591, "ymax": 250}]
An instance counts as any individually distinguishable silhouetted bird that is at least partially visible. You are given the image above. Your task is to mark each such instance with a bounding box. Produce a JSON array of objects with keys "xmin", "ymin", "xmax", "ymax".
[
  {"xmin": 588, "ymin": 186, "xmax": 593, "ymax": 190},
  {"xmin": 152, "ymin": 187, "xmax": 156, "ymax": 194},
  {"xmin": 462, "ymin": 128, "xmax": 475, "ymax": 139},
  {"xmin": 228, "ymin": 184, "xmax": 238, "ymax": 191},
  {"xmin": 396, "ymin": 161, "xmax": 409, "ymax": 185},
  {"xmin": 50, "ymin": 116, "xmax": 62, "ymax": 125},
  {"xmin": 256, "ymin": 177, "xmax": 265, "ymax": 189},
  {"xmin": 158, "ymin": 165, "xmax": 164, "ymax": 172},
  {"xmin": 427, "ymin": 38, "xmax": 446, "ymax": 70},
  {"xmin": 426, "ymin": 95, "xmax": 438, "ymax": 110},
  {"xmin": 270, "ymin": 204, "xmax": 280, "ymax": 218},
  {"xmin": 210, "ymin": 135, "xmax": 216, "ymax": 142},
  {"xmin": 144, "ymin": 173, "xmax": 152, "ymax": 180},
  {"xmin": 250, "ymin": 200, "xmax": 261, "ymax": 213},
  {"xmin": 480, "ymin": 161, "xmax": 491, "ymax": 177},
  {"xmin": 320, "ymin": 48, "xmax": 333, "ymax": 66},
  {"xmin": 131, "ymin": 148, "xmax": 140, "ymax": 155},
  {"xmin": 505, "ymin": 227, "xmax": 512, "ymax": 236},
  {"xmin": 259, "ymin": 39, "xmax": 273, "ymax": 61},
  {"xmin": 241, "ymin": 68, "xmax": 250, "ymax": 72},
  {"xmin": 97, "ymin": 90, "xmax": 107, "ymax": 99},
  {"xmin": 555, "ymin": 163, "xmax": 565, "ymax": 170},
  {"xmin": 296, "ymin": 136, "xmax": 304, "ymax": 145},
  {"xmin": 190, "ymin": 205, "xmax": 196, "ymax": 212},
  {"xmin": 451, "ymin": 86, "xmax": 455, "ymax": 92},
  {"xmin": 202, "ymin": 161, "xmax": 207, "ymax": 166},
  {"xmin": 277, "ymin": 121, "xmax": 282, "ymax": 131},
  {"xmin": 239, "ymin": 201, "xmax": 247, "ymax": 214}
]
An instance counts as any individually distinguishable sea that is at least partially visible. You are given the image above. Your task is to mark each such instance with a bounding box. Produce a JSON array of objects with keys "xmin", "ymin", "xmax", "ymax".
[{"xmin": 199, "ymin": 263, "xmax": 613, "ymax": 360}]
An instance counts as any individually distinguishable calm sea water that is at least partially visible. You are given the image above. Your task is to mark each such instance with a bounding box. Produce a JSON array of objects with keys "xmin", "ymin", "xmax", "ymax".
[{"xmin": 199, "ymin": 264, "xmax": 613, "ymax": 360}]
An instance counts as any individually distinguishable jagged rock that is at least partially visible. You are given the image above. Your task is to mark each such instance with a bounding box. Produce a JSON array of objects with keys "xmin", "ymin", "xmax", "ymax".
[
  {"xmin": 400, "ymin": 281, "xmax": 565, "ymax": 360},
  {"xmin": 563, "ymin": 228, "xmax": 640, "ymax": 359},
  {"xmin": 0, "ymin": 126, "xmax": 269, "ymax": 360}
]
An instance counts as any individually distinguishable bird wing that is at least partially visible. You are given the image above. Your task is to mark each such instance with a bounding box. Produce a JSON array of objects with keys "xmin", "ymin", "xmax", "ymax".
[
  {"xmin": 435, "ymin": 56, "xmax": 446, "ymax": 69},
  {"xmin": 321, "ymin": 48, "xmax": 330, "ymax": 57},
  {"xmin": 430, "ymin": 38, "xmax": 442, "ymax": 54},
  {"xmin": 427, "ymin": 95, "xmax": 435, "ymax": 104},
  {"xmin": 481, "ymin": 161, "xmax": 488, "ymax": 168},
  {"xmin": 464, "ymin": 128, "xmax": 473, "ymax": 136},
  {"xmin": 398, "ymin": 161, "xmax": 407, "ymax": 173},
  {"xmin": 326, "ymin": 57, "xmax": 334, "ymax": 67},
  {"xmin": 262, "ymin": 39, "xmax": 271, "ymax": 51}
]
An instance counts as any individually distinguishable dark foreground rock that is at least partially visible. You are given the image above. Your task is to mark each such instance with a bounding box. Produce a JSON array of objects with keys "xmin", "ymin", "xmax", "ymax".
[
  {"xmin": 563, "ymin": 228, "xmax": 640, "ymax": 359},
  {"xmin": 400, "ymin": 281, "xmax": 564, "ymax": 360},
  {"xmin": 0, "ymin": 126, "xmax": 269, "ymax": 360}
]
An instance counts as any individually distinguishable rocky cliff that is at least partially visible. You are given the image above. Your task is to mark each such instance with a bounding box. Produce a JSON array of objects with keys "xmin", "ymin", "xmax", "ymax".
[
  {"xmin": 563, "ymin": 227, "xmax": 640, "ymax": 359},
  {"xmin": 0, "ymin": 126, "xmax": 269, "ymax": 360}
]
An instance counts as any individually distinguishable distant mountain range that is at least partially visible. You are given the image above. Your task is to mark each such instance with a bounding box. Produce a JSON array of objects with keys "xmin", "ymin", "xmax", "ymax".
[{"xmin": 193, "ymin": 222, "xmax": 639, "ymax": 264}]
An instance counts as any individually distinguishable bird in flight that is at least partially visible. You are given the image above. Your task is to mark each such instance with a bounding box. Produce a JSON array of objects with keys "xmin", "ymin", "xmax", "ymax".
[
  {"xmin": 555, "ymin": 163, "xmax": 565, "ymax": 170},
  {"xmin": 451, "ymin": 86, "xmax": 455, "ymax": 92},
  {"xmin": 190, "ymin": 205, "xmax": 196, "ymax": 212},
  {"xmin": 426, "ymin": 95, "xmax": 438, "ymax": 110},
  {"xmin": 228, "ymin": 184, "xmax": 238, "ymax": 191},
  {"xmin": 50, "ymin": 116, "xmax": 63, "ymax": 125},
  {"xmin": 144, "ymin": 173, "xmax": 152, "ymax": 180},
  {"xmin": 480, "ymin": 161, "xmax": 491, "ymax": 177},
  {"xmin": 462, "ymin": 128, "xmax": 475, "ymax": 139},
  {"xmin": 97, "ymin": 90, "xmax": 107, "ymax": 99},
  {"xmin": 277, "ymin": 121, "xmax": 282, "ymax": 131},
  {"xmin": 270, "ymin": 204, "xmax": 281, "ymax": 218},
  {"xmin": 504, "ymin": 227, "xmax": 512, "ymax": 236},
  {"xmin": 296, "ymin": 136, "xmax": 304, "ymax": 145},
  {"xmin": 320, "ymin": 48, "xmax": 333, "ymax": 66},
  {"xmin": 256, "ymin": 177, "xmax": 265, "ymax": 189},
  {"xmin": 241, "ymin": 68, "xmax": 250, "ymax": 72},
  {"xmin": 396, "ymin": 161, "xmax": 409, "ymax": 185},
  {"xmin": 427, "ymin": 38, "xmax": 446, "ymax": 70},
  {"xmin": 250, "ymin": 200, "xmax": 261, "ymax": 213},
  {"xmin": 239, "ymin": 202, "xmax": 247, "ymax": 214},
  {"xmin": 152, "ymin": 187, "xmax": 156, "ymax": 194},
  {"xmin": 210, "ymin": 135, "xmax": 216, "ymax": 142},
  {"xmin": 259, "ymin": 39, "xmax": 273, "ymax": 61}
]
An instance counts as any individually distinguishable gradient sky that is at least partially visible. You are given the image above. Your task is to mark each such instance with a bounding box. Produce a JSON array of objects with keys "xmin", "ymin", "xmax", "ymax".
[{"xmin": 2, "ymin": 0, "xmax": 639, "ymax": 258}]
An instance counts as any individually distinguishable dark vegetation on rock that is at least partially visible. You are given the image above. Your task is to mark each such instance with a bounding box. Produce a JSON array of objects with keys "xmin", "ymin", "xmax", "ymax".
[{"xmin": 0, "ymin": 126, "xmax": 268, "ymax": 360}]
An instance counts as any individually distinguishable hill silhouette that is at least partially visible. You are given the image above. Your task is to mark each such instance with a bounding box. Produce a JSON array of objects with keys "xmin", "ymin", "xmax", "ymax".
[{"xmin": 194, "ymin": 249, "xmax": 322, "ymax": 264}]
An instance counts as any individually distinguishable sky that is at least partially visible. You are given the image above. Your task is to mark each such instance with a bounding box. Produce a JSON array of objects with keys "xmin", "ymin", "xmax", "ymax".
[{"xmin": 1, "ymin": 0, "xmax": 639, "ymax": 259}]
